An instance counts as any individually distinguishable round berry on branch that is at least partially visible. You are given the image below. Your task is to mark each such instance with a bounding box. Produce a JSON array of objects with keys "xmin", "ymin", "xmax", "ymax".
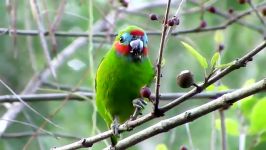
[
  {"xmin": 140, "ymin": 86, "xmax": 152, "ymax": 98},
  {"xmin": 208, "ymin": 6, "xmax": 216, "ymax": 13},
  {"xmin": 262, "ymin": 7, "xmax": 266, "ymax": 16},
  {"xmin": 200, "ymin": 20, "xmax": 207, "ymax": 28},
  {"xmin": 176, "ymin": 70, "xmax": 194, "ymax": 88},
  {"xmin": 149, "ymin": 13, "xmax": 159, "ymax": 21}
]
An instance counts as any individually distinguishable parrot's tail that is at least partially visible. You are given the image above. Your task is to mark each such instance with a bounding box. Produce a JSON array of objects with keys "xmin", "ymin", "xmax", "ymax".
[{"xmin": 111, "ymin": 135, "xmax": 118, "ymax": 146}]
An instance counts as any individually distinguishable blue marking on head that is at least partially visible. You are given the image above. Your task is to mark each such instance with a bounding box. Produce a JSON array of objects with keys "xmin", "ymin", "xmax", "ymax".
[
  {"xmin": 119, "ymin": 32, "xmax": 131, "ymax": 45},
  {"xmin": 142, "ymin": 33, "xmax": 148, "ymax": 45},
  {"xmin": 119, "ymin": 32, "xmax": 148, "ymax": 47}
]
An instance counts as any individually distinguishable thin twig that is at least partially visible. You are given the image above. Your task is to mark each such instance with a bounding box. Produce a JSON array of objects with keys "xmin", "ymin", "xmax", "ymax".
[
  {"xmin": 247, "ymin": 0, "xmax": 266, "ymax": 27},
  {"xmin": 210, "ymin": 112, "xmax": 217, "ymax": 150},
  {"xmin": 238, "ymin": 111, "xmax": 246, "ymax": 150},
  {"xmin": 0, "ymin": 79, "xmax": 60, "ymax": 129},
  {"xmin": 24, "ymin": 0, "xmax": 38, "ymax": 72},
  {"xmin": 0, "ymin": 90, "xmax": 235, "ymax": 103},
  {"xmin": 154, "ymin": 0, "xmax": 172, "ymax": 114},
  {"xmin": 247, "ymin": 0, "xmax": 266, "ymax": 38},
  {"xmin": 49, "ymin": 0, "xmax": 67, "ymax": 53},
  {"xmin": 185, "ymin": 123, "xmax": 195, "ymax": 150},
  {"xmin": 6, "ymin": 0, "xmax": 17, "ymax": 57},
  {"xmin": 0, "ymin": 118, "xmax": 53, "ymax": 136},
  {"xmin": 215, "ymin": 28, "xmax": 227, "ymax": 150},
  {"xmin": 219, "ymin": 110, "xmax": 227, "ymax": 150},
  {"xmin": 0, "ymin": 92, "xmax": 93, "ymax": 103},
  {"xmin": 1, "ymin": 132, "xmax": 81, "ymax": 140},
  {"xmin": 29, "ymin": 0, "xmax": 56, "ymax": 78},
  {"xmin": 22, "ymin": 110, "xmax": 44, "ymax": 150},
  {"xmin": 189, "ymin": 0, "xmax": 266, "ymax": 33},
  {"xmin": 42, "ymin": 82, "xmax": 92, "ymax": 92}
]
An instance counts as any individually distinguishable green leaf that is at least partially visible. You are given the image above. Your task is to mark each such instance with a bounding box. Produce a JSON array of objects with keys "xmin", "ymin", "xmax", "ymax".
[
  {"xmin": 156, "ymin": 144, "xmax": 168, "ymax": 150},
  {"xmin": 234, "ymin": 96, "xmax": 257, "ymax": 117},
  {"xmin": 260, "ymin": 131, "xmax": 266, "ymax": 142},
  {"xmin": 206, "ymin": 84, "xmax": 229, "ymax": 92},
  {"xmin": 251, "ymin": 140, "xmax": 266, "ymax": 150},
  {"xmin": 206, "ymin": 84, "xmax": 215, "ymax": 91},
  {"xmin": 211, "ymin": 52, "xmax": 220, "ymax": 68},
  {"xmin": 215, "ymin": 118, "xmax": 239, "ymax": 136},
  {"xmin": 234, "ymin": 79, "xmax": 257, "ymax": 117},
  {"xmin": 181, "ymin": 41, "xmax": 208, "ymax": 69},
  {"xmin": 214, "ymin": 30, "xmax": 224, "ymax": 44},
  {"xmin": 250, "ymin": 98, "xmax": 266, "ymax": 133},
  {"xmin": 218, "ymin": 84, "xmax": 229, "ymax": 91}
]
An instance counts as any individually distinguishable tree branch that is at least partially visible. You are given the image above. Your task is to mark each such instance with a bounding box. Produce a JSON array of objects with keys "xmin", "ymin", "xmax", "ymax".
[
  {"xmin": 0, "ymin": 90, "xmax": 235, "ymax": 103},
  {"xmin": 29, "ymin": 0, "xmax": 56, "ymax": 77},
  {"xmin": 51, "ymin": 40, "xmax": 266, "ymax": 150},
  {"xmin": 188, "ymin": 0, "xmax": 265, "ymax": 33},
  {"xmin": 109, "ymin": 78, "xmax": 266, "ymax": 150},
  {"xmin": 161, "ymin": 40, "xmax": 266, "ymax": 112}
]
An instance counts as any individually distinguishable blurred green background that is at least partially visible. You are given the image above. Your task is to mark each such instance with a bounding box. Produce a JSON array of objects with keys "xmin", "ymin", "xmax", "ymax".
[{"xmin": 0, "ymin": 0, "xmax": 266, "ymax": 150}]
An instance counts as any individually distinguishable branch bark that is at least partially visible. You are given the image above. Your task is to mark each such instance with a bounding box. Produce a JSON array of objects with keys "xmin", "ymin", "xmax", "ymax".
[
  {"xmin": 52, "ymin": 40, "xmax": 266, "ymax": 149},
  {"xmin": 109, "ymin": 78, "xmax": 266, "ymax": 150},
  {"xmin": 154, "ymin": 0, "xmax": 171, "ymax": 113},
  {"xmin": 53, "ymin": 78, "xmax": 266, "ymax": 150}
]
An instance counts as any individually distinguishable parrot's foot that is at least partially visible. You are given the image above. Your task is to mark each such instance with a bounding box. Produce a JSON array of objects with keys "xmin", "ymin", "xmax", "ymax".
[
  {"xmin": 111, "ymin": 116, "xmax": 120, "ymax": 136},
  {"xmin": 132, "ymin": 98, "xmax": 147, "ymax": 110},
  {"xmin": 131, "ymin": 98, "xmax": 147, "ymax": 120}
]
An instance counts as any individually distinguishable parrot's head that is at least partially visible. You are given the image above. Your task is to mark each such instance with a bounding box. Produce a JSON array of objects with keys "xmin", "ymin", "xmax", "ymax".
[{"xmin": 114, "ymin": 26, "xmax": 148, "ymax": 62}]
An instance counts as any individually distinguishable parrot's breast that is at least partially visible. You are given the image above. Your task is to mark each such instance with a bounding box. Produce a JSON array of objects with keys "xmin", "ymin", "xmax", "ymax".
[{"xmin": 96, "ymin": 49, "xmax": 154, "ymax": 125}]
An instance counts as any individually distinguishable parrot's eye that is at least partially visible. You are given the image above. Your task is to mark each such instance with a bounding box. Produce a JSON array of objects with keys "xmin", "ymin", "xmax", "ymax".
[{"xmin": 119, "ymin": 36, "xmax": 124, "ymax": 43}]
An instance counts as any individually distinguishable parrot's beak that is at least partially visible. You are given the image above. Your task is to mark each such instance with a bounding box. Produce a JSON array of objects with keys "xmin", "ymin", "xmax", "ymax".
[{"xmin": 129, "ymin": 39, "xmax": 144, "ymax": 61}]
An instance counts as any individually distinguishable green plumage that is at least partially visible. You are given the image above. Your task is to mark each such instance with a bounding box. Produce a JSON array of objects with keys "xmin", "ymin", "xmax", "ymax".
[{"xmin": 95, "ymin": 26, "xmax": 154, "ymax": 145}]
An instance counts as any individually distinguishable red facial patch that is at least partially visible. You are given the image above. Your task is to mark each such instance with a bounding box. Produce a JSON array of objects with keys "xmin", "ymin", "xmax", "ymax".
[
  {"xmin": 115, "ymin": 42, "xmax": 149, "ymax": 56},
  {"xmin": 130, "ymin": 29, "xmax": 144, "ymax": 36},
  {"xmin": 114, "ymin": 42, "xmax": 130, "ymax": 55}
]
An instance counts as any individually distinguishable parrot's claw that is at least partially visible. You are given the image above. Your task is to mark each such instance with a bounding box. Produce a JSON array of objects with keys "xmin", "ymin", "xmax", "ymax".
[
  {"xmin": 132, "ymin": 98, "xmax": 147, "ymax": 110},
  {"xmin": 111, "ymin": 117, "xmax": 120, "ymax": 136},
  {"xmin": 131, "ymin": 98, "xmax": 147, "ymax": 120}
]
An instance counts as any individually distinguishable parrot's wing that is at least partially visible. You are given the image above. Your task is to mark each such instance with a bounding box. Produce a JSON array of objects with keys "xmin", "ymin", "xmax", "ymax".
[
  {"xmin": 146, "ymin": 62, "xmax": 156, "ymax": 87},
  {"xmin": 95, "ymin": 57, "xmax": 105, "ymax": 91},
  {"xmin": 95, "ymin": 55, "xmax": 113, "ymax": 126}
]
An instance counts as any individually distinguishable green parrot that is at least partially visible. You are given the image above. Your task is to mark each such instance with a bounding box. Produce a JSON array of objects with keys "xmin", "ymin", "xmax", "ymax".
[{"xmin": 95, "ymin": 25, "xmax": 154, "ymax": 145}]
